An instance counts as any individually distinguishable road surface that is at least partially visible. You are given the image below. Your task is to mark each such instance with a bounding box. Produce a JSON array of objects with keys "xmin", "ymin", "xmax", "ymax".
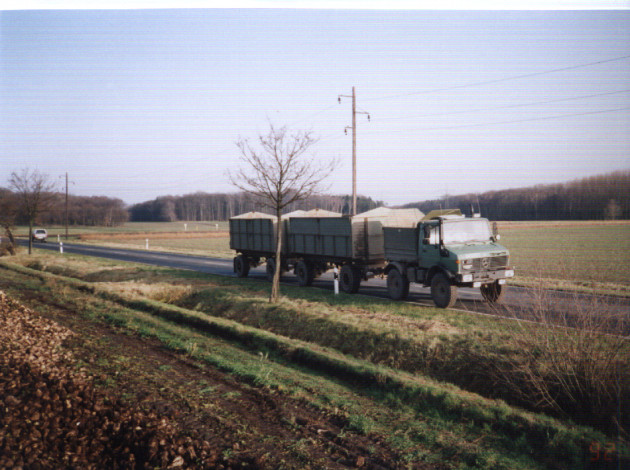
[{"xmin": 17, "ymin": 239, "xmax": 630, "ymax": 330}]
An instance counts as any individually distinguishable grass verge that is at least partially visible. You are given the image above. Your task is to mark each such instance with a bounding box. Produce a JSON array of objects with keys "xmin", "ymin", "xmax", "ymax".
[{"xmin": 1, "ymin": 256, "xmax": 627, "ymax": 469}]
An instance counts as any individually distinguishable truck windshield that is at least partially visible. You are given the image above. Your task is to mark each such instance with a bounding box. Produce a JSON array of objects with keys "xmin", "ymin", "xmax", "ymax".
[{"xmin": 442, "ymin": 220, "xmax": 492, "ymax": 245}]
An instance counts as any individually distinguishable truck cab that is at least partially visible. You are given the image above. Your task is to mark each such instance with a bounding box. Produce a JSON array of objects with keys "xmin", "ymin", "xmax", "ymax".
[{"xmin": 384, "ymin": 214, "xmax": 514, "ymax": 308}]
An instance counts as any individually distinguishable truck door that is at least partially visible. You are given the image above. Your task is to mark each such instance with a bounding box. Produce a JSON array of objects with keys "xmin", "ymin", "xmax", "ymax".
[{"xmin": 420, "ymin": 224, "xmax": 441, "ymax": 268}]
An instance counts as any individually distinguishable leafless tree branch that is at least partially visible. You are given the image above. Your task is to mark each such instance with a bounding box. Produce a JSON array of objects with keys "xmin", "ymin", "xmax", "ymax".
[{"xmin": 228, "ymin": 123, "xmax": 336, "ymax": 302}]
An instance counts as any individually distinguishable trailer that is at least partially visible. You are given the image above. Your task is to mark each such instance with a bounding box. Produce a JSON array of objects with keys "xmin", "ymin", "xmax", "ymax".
[
  {"xmin": 229, "ymin": 209, "xmax": 341, "ymax": 281},
  {"xmin": 229, "ymin": 207, "xmax": 424, "ymax": 291}
]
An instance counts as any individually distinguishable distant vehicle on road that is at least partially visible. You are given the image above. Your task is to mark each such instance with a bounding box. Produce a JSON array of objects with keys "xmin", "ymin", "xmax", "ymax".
[{"xmin": 32, "ymin": 229, "xmax": 48, "ymax": 243}]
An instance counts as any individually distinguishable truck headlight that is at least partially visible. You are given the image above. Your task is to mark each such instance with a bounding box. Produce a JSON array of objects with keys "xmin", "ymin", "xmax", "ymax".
[{"xmin": 505, "ymin": 269, "xmax": 514, "ymax": 278}]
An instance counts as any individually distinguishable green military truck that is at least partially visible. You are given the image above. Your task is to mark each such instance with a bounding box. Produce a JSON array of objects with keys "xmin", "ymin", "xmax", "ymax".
[
  {"xmin": 383, "ymin": 211, "xmax": 514, "ymax": 308},
  {"xmin": 229, "ymin": 208, "xmax": 514, "ymax": 308}
]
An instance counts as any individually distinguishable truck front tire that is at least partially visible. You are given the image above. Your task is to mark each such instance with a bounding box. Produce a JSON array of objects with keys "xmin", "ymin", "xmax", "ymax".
[
  {"xmin": 387, "ymin": 268, "xmax": 409, "ymax": 300},
  {"xmin": 431, "ymin": 273, "xmax": 458, "ymax": 308},
  {"xmin": 480, "ymin": 281, "xmax": 506, "ymax": 303}
]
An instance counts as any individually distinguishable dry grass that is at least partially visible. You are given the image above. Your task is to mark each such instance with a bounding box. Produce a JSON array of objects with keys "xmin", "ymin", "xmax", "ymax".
[
  {"xmin": 79, "ymin": 231, "xmax": 228, "ymax": 241},
  {"xmin": 492, "ymin": 285, "xmax": 629, "ymax": 435}
]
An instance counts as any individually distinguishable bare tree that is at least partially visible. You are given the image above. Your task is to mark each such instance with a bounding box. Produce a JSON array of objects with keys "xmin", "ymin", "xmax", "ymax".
[
  {"xmin": 0, "ymin": 189, "xmax": 19, "ymax": 255},
  {"xmin": 230, "ymin": 123, "xmax": 335, "ymax": 302},
  {"xmin": 9, "ymin": 168, "xmax": 57, "ymax": 254}
]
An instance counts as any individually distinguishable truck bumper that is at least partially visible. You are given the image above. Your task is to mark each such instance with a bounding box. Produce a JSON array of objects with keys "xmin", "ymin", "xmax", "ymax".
[{"xmin": 457, "ymin": 268, "xmax": 514, "ymax": 286}]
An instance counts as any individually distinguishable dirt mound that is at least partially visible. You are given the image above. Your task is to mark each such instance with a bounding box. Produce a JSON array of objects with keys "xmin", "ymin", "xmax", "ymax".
[{"xmin": 0, "ymin": 291, "xmax": 250, "ymax": 469}]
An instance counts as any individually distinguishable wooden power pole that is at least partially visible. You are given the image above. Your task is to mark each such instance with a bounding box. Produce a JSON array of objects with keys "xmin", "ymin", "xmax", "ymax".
[{"xmin": 338, "ymin": 87, "xmax": 369, "ymax": 216}]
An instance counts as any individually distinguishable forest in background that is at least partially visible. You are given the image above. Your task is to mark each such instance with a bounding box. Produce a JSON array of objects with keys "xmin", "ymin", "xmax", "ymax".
[
  {"xmin": 402, "ymin": 170, "xmax": 630, "ymax": 221},
  {"xmin": 128, "ymin": 193, "xmax": 383, "ymax": 222},
  {"xmin": 2, "ymin": 169, "xmax": 628, "ymax": 227}
]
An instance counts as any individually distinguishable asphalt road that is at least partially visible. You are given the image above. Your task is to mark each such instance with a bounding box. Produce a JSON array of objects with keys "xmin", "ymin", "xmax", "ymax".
[{"xmin": 17, "ymin": 239, "xmax": 630, "ymax": 331}]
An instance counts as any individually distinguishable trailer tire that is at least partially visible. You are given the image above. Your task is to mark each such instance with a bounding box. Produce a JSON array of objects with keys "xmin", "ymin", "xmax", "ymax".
[
  {"xmin": 480, "ymin": 281, "xmax": 506, "ymax": 303},
  {"xmin": 339, "ymin": 264, "xmax": 361, "ymax": 294},
  {"xmin": 387, "ymin": 268, "xmax": 409, "ymax": 300},
  {"xmin": 266, "ymin": 258, "xmax": 276, "ymax": 282},
  {"xmin": 295, "ymin": 260, "xmax": 314, "ymax": 287},
  {"xmin": 431, "ymin": 272, "xmax": 457, "ymax": 308},
  {"xmin": 234, "ymin": 255, "xmax": 250, "ymax": 278}
]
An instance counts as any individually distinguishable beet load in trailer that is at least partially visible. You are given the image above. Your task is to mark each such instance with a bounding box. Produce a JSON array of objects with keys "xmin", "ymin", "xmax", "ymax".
[{"xmin": 229, "ymin": 208, "xmax": 514, "ymax": 308}]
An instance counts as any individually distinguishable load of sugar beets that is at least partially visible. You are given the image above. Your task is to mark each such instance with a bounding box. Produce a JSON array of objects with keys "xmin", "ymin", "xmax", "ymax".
[{"xmin": 229, "ymin": 207, "xmax": 514, "ymax": 308}]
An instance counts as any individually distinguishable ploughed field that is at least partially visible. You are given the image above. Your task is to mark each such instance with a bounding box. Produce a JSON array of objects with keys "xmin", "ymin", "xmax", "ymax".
[{"xmin": 1, "ymin": 252, "xmax": 628, "ymax": 469}]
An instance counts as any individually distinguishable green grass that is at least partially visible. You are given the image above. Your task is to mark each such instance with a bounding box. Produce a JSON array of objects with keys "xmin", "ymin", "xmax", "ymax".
[
  {"xmin": 2, "ymin": 254, "xmax": 626, "ymax": 470},
  {"xmin": 499, "ymin": 222, "xmax": 630, "ymax": 294},
  {"xmin": 0, "ymin": 262, "xmax": 607, "ymax": 470}
]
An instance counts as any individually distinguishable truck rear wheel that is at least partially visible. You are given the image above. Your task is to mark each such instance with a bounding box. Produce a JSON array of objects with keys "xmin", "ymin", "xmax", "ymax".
[
  {"xmin": 234, "ymin": 255, "xmax": 250, "ymax": 278},
  {"xmin": 387, "ymin": 268, "xmax": 409, "ymax": 300},
  {"xmin": 295, "ymin": 260, "xmax": 314, "ymax": 287},
  {"xmin": 339, "ymin": 264, "xmax": 361, "ymax": 294},
  {"xmin": 480, "ymin": 281, "xmax": 506, "ymax": 303},
  {"xmin": 431, "ymin": 273, "xmax": 457, "ymax": 308}
]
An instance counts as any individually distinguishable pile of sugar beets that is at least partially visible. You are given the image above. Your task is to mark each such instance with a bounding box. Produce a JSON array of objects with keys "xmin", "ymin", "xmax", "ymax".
[{"xmin": 0, "ymin": 291, "xmax": 250, "ymax": 469}]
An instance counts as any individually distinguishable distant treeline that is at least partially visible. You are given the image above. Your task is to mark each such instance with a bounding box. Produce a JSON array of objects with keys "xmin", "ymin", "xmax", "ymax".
[
  {"xmin": 128, "ymin": 193, "xmax": 384, "ymax": 222},
  {"xmin": 4, "ymin": 170, "xmax": 628, "ymax": 227},
  {"xmin": 0, "ymin": 189, "xmax": 129, "ymax": 227},
  {"xmin": 402, "ymin": 170, "xmax": 630, "ymax": 220},
  {"xmin": 42, "ymin": 195, "xmax": 129, "ymax": 226}
]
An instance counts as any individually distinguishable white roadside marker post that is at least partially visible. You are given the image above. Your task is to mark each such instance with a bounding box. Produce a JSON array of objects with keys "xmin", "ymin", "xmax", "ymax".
[
  {"xmin": 333, "ymin": 266, "xmax": 339, "ymax": 295},
  {"xmin": 59, "ymin": 242, "xmax": 63, "ymax": 254},
  {"xmin": 145, "ymin": 238, "xmax": 149, "ymax": 250}
]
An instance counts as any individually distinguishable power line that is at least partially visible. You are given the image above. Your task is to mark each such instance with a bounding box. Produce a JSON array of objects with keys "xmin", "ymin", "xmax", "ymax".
[
  {"xmin": 361, "ymin": 106, "xmax": 630, "ymax": 135},
  {"xmin": 372, "ymin": 89, "xmax": 630, "ymax": 122},
  {"xmin": 363, "ymin": 55, "xmax": 630, "ymax": 102}
]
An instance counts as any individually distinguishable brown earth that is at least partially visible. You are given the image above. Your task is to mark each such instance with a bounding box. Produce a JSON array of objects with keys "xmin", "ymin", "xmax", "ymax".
[{"xmin": 0, "ymin": 286, "xmax": 409, "ymax": 470}]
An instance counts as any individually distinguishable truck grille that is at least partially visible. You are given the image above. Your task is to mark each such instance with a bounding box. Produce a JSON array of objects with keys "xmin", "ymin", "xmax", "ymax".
[{"xmin": 472, "ymin": 255, "xmax": 508, "ymax": 271}]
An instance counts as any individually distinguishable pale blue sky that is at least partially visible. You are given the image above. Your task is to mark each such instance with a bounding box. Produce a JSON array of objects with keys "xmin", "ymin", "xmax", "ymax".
[{"xmin": 2, "ymin": 8, "xmax": 629, "ymax": 205}]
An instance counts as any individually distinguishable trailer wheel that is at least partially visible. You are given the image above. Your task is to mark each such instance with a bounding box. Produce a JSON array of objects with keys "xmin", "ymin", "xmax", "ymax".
[
  {"xmin": 295, "ymin": 260, "xmax": 314, "ymax": 287},
  {"xmin": 431, "ymin": 273, "xmax": 457, "ymax": 308},
  {"xmin": 266, "ymin": 258, "xmax": 276, "ymax": 282},
  {"xmin": 480, "ymin": 281, "xmax": 506, "ymax": 303},
  {"xmin": 234, "ymin": 255, "xmax": 250, "ymax": 278},
  {"xmin": 339, "ymin": 264, "xmax": 361, "ymax": 294},
  {"xmin": 387, "ymin": 268, "xmax": 409, "ymax": 300}
]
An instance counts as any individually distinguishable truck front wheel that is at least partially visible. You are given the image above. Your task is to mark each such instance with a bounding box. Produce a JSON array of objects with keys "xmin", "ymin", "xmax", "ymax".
[
  {"xmin": 387, "ymin": 268, "xmax": 409, "ymax": 300},
  {"xmin": 431, "ymin": 273, "xmax": 458, "ymax": 308},
  {"xmin": 480, "ymin": 281, "xmax": 506, "ymax": 303}
]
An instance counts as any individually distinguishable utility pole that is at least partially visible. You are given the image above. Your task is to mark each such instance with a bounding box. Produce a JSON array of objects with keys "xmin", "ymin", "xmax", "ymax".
[
  {"xmin": 338, "ymin": 86, "xmax": 369, "ymax": 216},
  {"xmin": 59, "ymin": 172, "xmax": 73, "ymax": 239},
  {"xmin": 65, "ymin": 172, "xmax": 69, "ymax": 240}
]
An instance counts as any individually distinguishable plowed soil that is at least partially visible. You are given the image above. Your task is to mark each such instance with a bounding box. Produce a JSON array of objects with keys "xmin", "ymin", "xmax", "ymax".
[{"xmin": 0, "ymin": 289, "xmax": 406, "ymax": 469}]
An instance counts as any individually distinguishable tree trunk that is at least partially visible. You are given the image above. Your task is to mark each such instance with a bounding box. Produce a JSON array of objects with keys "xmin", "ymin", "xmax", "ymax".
[
  {"xmin": 270, "ymin": 210, "xmax": 282, "ymax": 302},
  {"xmin": 28, "ymin": 219, "xmax": 33, "ymax": 255}
]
